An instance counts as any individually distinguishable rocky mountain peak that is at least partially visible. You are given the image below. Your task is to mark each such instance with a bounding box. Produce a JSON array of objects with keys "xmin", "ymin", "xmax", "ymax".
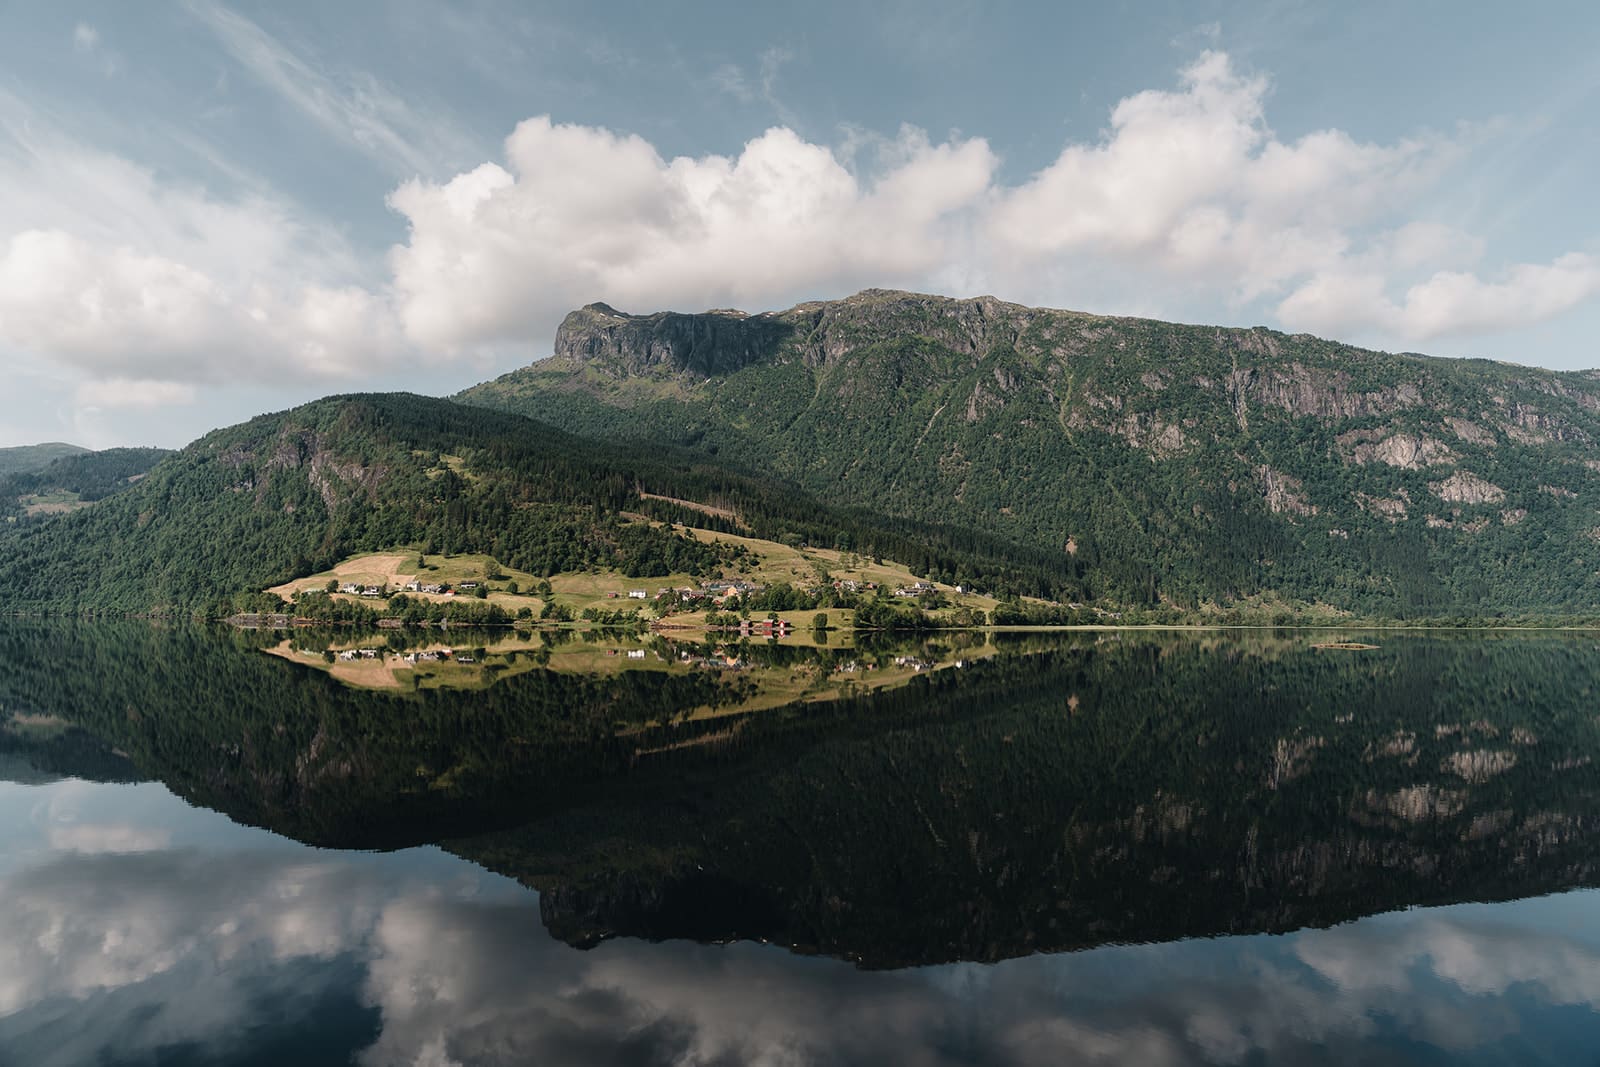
[{"xmin": 553, "ymin": 302, "xmax": 792, "ymax": 378}]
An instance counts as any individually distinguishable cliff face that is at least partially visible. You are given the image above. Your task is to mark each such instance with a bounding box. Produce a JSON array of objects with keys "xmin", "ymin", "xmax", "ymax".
[
  {"xmin": 459, "ymin": 289, "xmax": 1600, "ymax": 613},
  {"xmin": 553, "ymin": 302, "xmax": 795, "ymax": 377}
]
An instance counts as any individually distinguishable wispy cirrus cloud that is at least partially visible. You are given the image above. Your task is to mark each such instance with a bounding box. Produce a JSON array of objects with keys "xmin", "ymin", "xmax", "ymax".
[{"xmin": 182, "ymin": 0, "xmax": 477, "ymax": 179}]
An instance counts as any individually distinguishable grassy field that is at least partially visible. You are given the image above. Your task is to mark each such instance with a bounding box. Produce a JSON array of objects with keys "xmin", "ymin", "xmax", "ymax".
[
  {"xmin": 268, "ymin": 551, "xmax": 547, "ymax": 614},
  {"xmin": 21, "ymin": 490, "xmax": 88, "ymax": 517},
  {"xmin": 264, "ymin": 521, "xmax": 1001, "ymax": 628}
]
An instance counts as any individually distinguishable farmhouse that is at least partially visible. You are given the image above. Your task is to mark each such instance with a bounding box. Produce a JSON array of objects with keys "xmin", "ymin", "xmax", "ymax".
[{"xmin": 893, "ymin": 581, "xmax": 936, "ymax": 597}]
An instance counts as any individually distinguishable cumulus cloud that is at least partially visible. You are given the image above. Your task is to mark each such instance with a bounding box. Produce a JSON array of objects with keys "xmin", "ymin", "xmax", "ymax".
[
  {"xmin": 1278, "ymin": 253, "xmax": 1600, "ymax": 341},
  {"xmin": 0, "ymin": 229, "xmax": 402, "ymax": 385},
  {"xmin": 0, "ymin": 108, "xmax": 407, "ymax": 398},
  {"xmin": 384, "ymin": 50, "xmax": 1596, "ymax": 360},
  {"xmin": 387, "ymin": 117, "xmax": 996, "ymax": 352},
  {"xmin": 983, "ymin": 51, "xmax": 1475, "ymax": 306}
]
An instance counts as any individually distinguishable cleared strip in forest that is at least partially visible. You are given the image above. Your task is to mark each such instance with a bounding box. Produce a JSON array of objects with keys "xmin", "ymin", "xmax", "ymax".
[{"xmin": 638, "ymin": 490, "xmax": 747, "ymax": 528}]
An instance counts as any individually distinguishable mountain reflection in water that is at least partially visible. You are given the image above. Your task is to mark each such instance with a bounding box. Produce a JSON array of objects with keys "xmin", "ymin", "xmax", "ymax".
[{"xmin": 4, "ymin": 621, "xmax": 1600, "ymax": 1064}]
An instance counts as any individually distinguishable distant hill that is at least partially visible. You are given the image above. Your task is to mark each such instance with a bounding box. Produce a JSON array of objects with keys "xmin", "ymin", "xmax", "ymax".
[
  {"xmin": 0, "ymin": 442, "xmax": 88, "ymax": 478},
  {"xmin": 459, "ymin": 289, "xmax": 1600, "ymax": 615},
  {"xmin": 1, "ymin": 446, "xmax": 173, "ymax": 521},
  {"xmin": 0, "ymin": 393, "xmax": 1076, "ymax": 615}
]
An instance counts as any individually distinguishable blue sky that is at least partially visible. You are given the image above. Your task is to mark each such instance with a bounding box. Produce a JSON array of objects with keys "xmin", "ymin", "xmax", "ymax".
[{"xmin": 1, "ymin": 1, "xmax": 1598, "ymax": 447}]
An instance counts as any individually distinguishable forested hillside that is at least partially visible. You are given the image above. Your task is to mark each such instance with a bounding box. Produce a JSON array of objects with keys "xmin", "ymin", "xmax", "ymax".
[
  {"xmin": 0, "ymin": 393, "xmax": 1080, "ymax": 615},
  {"xmin": 0, "ymin": 441, "xmax": 88, "ymax": 477},
  {"xmin": 460, "ymin": 289, "xmax": 1600, "ymax": 614},
  {"xmin": 1, "ymin": 446, "xmax": 172, "ymax": 521}
]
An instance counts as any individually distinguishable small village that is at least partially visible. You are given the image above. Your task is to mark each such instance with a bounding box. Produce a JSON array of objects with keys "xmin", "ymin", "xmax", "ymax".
[{"xmin": 328, "ymin": 575, "xmax": 907, "ymax": 606}]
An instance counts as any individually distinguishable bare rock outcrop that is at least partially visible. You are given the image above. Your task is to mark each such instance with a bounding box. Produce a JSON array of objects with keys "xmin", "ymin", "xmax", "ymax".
[
  {"xmin": 554, "ymin": 302, "xmax": 794, "ymax": 377},
  {"xmin": 1257, "ymin": 466, "xmax": 1316, "ymax": 516},
  {"xmin": 1243, "ymin": 363, "xmax": 1424, "ymax": 420},
  {"xmin": 1339, "ymin": 430, "xmax": 1456, "ymax": 469},
  {"xmin": 1446, "ymin": 417, "xmax": 1497, "ymax": 446},
  {"xmin": 1429, "ymin": 471, "xmax": 1505, "ymax": 505}
]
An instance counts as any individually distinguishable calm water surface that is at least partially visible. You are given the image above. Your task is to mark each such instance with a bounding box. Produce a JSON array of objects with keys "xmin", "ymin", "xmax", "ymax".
[{"xmin": 4, "ymin": 622, "xmax": 1600, "ymax": 1065}]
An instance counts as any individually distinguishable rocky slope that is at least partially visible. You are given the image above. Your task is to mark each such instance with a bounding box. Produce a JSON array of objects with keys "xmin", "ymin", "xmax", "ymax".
[{"xmin": 460, "ymin": 289, "xmax": 1600, "ymax": 613}]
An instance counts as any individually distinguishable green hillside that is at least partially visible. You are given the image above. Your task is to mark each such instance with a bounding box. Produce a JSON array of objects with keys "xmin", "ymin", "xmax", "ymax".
[
  {"xmin": 0, "ymin": 441, "xmax": 89, "ymax": 478},
  {"xmin": 0, "ymin": 393, "xmax": 1080, "ymax": 615},
  {"xmin": 1, "ymin": 446, "xmax": 172, "ymax": 521},
  {"xmin": 459, "ymin": 289, "xmax": 1600, "ymax": 615}
]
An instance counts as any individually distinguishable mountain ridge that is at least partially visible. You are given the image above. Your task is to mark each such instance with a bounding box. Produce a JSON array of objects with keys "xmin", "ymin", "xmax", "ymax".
[
  {"xmin": 6, "ymin": 288, "xmax": 1600, "ymax": 617},
  {"xmin": 0, "ymin": 441, "xmax": 90, "ymax": 478},
  {"xmin": 459, "ymin": 288, "xmax": 1600, "ymax": 614}
]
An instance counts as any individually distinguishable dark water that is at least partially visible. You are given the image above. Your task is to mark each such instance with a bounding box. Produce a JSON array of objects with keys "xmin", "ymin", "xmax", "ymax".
[{"xmin": 6, "ymin": 622, "xmax": 1600, "ymax": 1065}]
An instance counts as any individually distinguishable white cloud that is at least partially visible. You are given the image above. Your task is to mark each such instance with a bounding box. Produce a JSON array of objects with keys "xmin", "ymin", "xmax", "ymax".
[
  {"xmin": 985, "ymin": 51, "xmax": 1463, "ymax": 305},
  {"xmin": 387, "ymin": 117, "xmax": 996, "ymax": 352},
  {"xmin": 383, "ymin": 50, "xmax": 1597, "ymax": 358},
  {"xmin": 0, "ymin": 228, "xmax": 402, "ymax": 387},
  {"xmin": 1278, "ymin": 253, "xmax": 1600, "ymax": 341},
  {"xmin": 0, "ymin": 103, "xmax": 413, "ymax": 402},
  {"xmin": 71, "ymin": 23, "xmax": 99, "ymax": 53}
]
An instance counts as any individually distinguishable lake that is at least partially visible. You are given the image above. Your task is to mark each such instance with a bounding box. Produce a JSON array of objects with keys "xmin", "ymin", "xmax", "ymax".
[{"xmin": 4, "ymin": 621, "xmax": 1600, "ymax": 1065}]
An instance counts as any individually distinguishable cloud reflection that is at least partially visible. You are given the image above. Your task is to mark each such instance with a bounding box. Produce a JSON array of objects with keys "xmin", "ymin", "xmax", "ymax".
[{"xmin": 3, "ymin": 839, "xmax": 1600, "ymax": 1065}]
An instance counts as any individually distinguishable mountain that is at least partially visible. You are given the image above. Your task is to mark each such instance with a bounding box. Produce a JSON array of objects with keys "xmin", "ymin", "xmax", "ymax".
[
  {"xmin": 0, "ymin": 392, "xmax": 1075, "ymax": 614},
  {"xmin": 0, "ymin": 442, "xmax": 89, "ymax": 478},
  {"xmin": 459, "ymin": 289, "xmax": 1600, "ymax": 615},
  {"xmin": 1, "ymin": 446, "xmax": 172, "ymax": 522}
]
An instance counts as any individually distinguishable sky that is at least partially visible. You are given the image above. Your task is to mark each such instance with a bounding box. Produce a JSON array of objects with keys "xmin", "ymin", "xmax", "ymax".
[{"xmin": 1, "ymin": 1, "xmax": 1598, "ymax": 448}]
